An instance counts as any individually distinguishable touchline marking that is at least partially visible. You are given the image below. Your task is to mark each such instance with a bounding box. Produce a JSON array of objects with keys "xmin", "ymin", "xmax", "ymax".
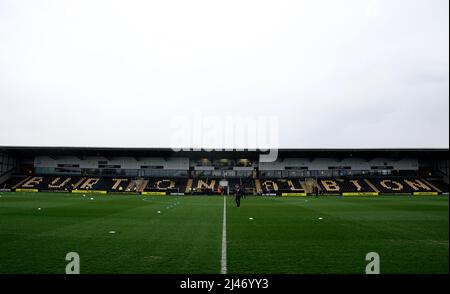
[{"xmin": 221, "ymin": 195, "xmax": 227, "ymax": 274}]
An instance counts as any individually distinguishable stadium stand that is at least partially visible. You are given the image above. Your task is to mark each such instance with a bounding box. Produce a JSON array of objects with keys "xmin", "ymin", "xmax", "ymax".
[
  {"xmin": 5, "ymin": 174, "xmax": 445, "ymax": 195},
  {"xmin": 0, "ymin": 147, "xmax": 448, "ymax": 196},
  {"xmin": 316, "ymin": 177, "xmax": 446, "ymax": 195},
  {"xmin": 369, "ymin": 178, "xmax": 443, "ymax": 194},
  {"xmin": 317, "ymin": 178, "xmax": 378, "ymax": 194},
  {"xmin": 3, "ymin": 175, "xmax": 115, "ymax": 192},
  {"xmin": 189, "ymin": 178, "xmax": 255, "ymax": 195},
  {"xmin": 425, "ymin": 180, "xmax": 449, "ymax": 193},
  {"xmin": 260, "ymin": 178, "xmax": 306, "ymax": 194},
  {"xmin": 144, "ymin": 178, "xmax": 188, "ymax": 194}
]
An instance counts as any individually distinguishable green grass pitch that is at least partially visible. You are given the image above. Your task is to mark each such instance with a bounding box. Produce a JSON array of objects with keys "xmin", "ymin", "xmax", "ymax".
[{"xmin": 0, "ymin": 192, "xmax": 448, "ymax": 274}]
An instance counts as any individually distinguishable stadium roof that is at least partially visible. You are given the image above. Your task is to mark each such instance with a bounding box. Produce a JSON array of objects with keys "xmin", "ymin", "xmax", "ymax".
[{"xmin": 0, "ymin": 146, "xmax": 448, "ymax": 160}]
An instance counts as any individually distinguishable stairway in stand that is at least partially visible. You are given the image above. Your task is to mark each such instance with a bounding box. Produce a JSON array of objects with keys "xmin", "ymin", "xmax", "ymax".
[
  {"xmin": 185, "ymin": 178, "xmax": 193, "ymax": 193},
  {"xmin": 254, "ymin": 179, "xmax": 262, "ymax": 194}
]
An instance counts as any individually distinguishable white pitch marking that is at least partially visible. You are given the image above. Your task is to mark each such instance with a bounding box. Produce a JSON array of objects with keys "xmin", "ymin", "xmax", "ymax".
[{"xmin": 221, "ymin": 195, "xmax": 227, "ymax": 274}]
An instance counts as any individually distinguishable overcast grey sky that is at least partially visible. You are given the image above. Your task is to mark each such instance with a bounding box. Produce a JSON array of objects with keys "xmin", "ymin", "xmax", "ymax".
[{"xmin": 0, "ymin": 0, "xmax": 448, "ymax": 149}]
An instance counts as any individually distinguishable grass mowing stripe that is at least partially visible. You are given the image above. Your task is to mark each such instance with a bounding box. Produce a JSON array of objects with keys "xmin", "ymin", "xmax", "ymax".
[{"xmin": 221, "ymin": 195, "xmax": 227, "ymax": 274}]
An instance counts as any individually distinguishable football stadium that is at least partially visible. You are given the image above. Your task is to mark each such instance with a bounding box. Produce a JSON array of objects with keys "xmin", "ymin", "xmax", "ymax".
[
  {"xmin": 0, "ymin": 147, "xmax": 448, "ymax": 274},
  {"xmin": 1, "ymin": 0, "xmax": 449, "ymax": 290}
]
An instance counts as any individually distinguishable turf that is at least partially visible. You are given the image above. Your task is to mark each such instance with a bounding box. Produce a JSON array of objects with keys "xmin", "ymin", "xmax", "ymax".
[{"xmin": 0, "ymin": 192, "xmax": 448, "ymax": 274}]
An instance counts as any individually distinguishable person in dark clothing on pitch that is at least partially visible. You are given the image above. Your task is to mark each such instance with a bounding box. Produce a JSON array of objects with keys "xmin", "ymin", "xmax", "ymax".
[{"xmin": 235, "ymin": 184, "xmax": 244, "ymax": 207}]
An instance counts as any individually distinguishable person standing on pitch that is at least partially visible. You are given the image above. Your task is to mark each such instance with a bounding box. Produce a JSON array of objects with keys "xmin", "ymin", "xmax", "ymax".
[{"xmin": 235, "ymin": 184, "xmax": 243, "ymax": 207}]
